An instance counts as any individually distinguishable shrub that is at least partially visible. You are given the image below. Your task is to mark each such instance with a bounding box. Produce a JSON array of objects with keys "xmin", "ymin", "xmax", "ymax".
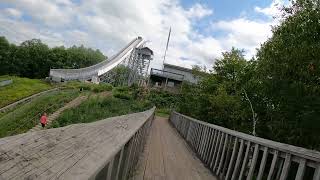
[
  {"xmin": 113, "ymin": 92, "xmax": 132, "ymax": 100},
  {"xmin": 155, "ymin": 108, "xmax": 171, "ymax": 118},
  {"xmin": 0, "ymin": 76, "xmax": 51, "ymax": 108},
  {"xmin": 51, "ymin": 96, "xmax": 152, "ymax": 128},
  {"xmin": 91, "ymin": 83, "xmax": 113, "ymax": 92},
  {"xmin": 62, "ymin": 81, "xmax": 113, "ymax": 92},
  {"xmin": 112, "ymin": 86, "xmax": 133, "ymax": 100},
  {"xmin": 146, "ymin": 89, "xmax": 180, "ymax": 109},
  {"xmin": 0, "ymin": 90, "xmax": 78, "ymax": 137},
  {"xmin": 62, "ymin": 81, "xmax": 90, "ymax": 90}
]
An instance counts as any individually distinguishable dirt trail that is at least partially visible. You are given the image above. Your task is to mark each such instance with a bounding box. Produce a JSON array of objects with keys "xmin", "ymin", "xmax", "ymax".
[
  {"xmin": 28, "ymin": 91, "xmax": 112, "ymax": 132},
  {"xmin": 28, "ymin": 95, "xmax": 88, "ymax": 132}
]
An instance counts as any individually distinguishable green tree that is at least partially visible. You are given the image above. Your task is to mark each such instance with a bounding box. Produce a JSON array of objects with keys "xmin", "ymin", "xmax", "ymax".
[
  {"xmin": 256, "ymin": 0, "xmax": 320, "ymax": 148},
  {"xmin": 178, "ymin": 0, "xmax": 320, "ymax": 150},
  {"xmin": 0, "ymin": 36, "xmax": 12, "ymax": 75},
  {"xmin": 179, "ymin": 48, "xmax": 256, "ymax": 134},
  {"xmin": 16, "ymin": 39, "xmax": 50, "ymax": 78},
  {"xmin": 0, "ymin": 37, "xmax": 106, "ymax": 79}
]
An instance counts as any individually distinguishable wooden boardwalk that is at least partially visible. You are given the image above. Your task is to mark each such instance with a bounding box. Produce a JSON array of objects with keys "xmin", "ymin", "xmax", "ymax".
[
  {"xmin": 130, "ymin": 116, "xmax": 217, "ymax": 180},
  {"xmin": 0, "ymin": 109, "xmax": 154, "ymax": 180},
  {"xmin": 0, "ymin": 109, "xmax": 218, "ymax": 180}
]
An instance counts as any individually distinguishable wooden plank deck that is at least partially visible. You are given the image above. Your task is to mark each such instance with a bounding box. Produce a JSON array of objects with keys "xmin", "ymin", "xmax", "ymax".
[
  {"xmin": 130, "ymin": 116, "xmax": 217, "ymax": 180},
  {"xmin": 0, "ymin": 108, "xmax": 154, "ymax": 180}
]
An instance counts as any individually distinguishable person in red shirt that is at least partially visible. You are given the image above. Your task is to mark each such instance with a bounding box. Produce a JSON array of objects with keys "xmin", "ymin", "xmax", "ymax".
[{"xmin": 40, "ymin": 113, "xmax": 47, "ymax": 128}]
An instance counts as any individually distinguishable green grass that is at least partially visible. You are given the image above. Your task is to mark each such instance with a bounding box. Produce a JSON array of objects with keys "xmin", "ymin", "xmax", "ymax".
[
  {"xmin": 50, "ymin": 96, "xmax": 153, "ymax": 128},
  {"xmin": 0, "ymin": 90, "xmax": 79, "ymax": 137},
  {"xmin": 0, "ymin": 75, "xmax": 52, "ymax": 108},
  {"xmin": 146, "ymin": 89, "xmax": 180, "ymax": 109},
  {"xmin": 61, "ymin": 81, "xmax": 113, "ymax": 92},
  {"xmin": 155, "ymin": 108, "xmax": 170, "ymax": 118},
  {"xmin": 112, "ymin": 87, "xmax": 174, "ymax": 118},
  {"xmin": 112, "ymin": 86, "xmax": 133, "ymax": 100}
]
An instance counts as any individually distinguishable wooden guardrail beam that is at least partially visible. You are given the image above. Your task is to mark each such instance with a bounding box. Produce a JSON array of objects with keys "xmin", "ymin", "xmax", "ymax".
[
  {"xmin": 0, "ymin": 107, "xmax": 155, "ymax": 180},
  {"xmin": 170, "ymin": 111, "xmax": 320, "ymax": 180}
]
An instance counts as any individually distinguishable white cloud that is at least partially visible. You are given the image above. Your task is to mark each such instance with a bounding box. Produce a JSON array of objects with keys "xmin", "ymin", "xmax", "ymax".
[
  {"xmin": 0, "ymin": 16, "xmax": 64, "ymax": 47},
  {"xmin": 207, "ymin": 1, "xmax": 288, "ymax": 59},
  {"xmin": 75, "ymin": 0, "xmax": 214, "ymax": 68},
  {"xmin": 211, "ymin": 18, "xmax": 275, "ymax": 58},
  {"xmin": 2, "ymin": 8, "xmax": 22, "ymax": 18},
  {"xmin": 254, "ymin": 0, "xmax": 289, "ymax": 18},
  {"xmin": 0, "ymin": 0, "xmax": 282, "ymax": 70},
  {"xmin": 2, "ymin": 0, "xmax": 74, "ymax": 27},
  {"xmin": 187, "ymin": 3, "xmax": 213, "ymax": 19},
  {"xmin": 54, "ymin": 0, "xmax": 73, "ymax": 6}
]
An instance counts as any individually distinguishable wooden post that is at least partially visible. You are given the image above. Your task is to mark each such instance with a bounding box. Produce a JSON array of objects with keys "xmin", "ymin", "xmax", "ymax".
[
  {"xmin": 169, "ymin": 111, "xmax": 320, "ymax": 180},
  {"xmin": 246, "ymin": 144, "xmax": 259, "ymax": 180}
]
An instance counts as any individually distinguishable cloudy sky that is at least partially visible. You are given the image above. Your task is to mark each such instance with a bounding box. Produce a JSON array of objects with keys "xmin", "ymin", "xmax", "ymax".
[{"xmin": 0, "ymin": 0, "xmax": 286, "ymax": 69}]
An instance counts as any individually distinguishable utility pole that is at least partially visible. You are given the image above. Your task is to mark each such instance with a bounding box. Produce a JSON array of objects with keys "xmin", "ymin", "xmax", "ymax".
[{"xmin": 163, "ymin": 27, "xmax": 171, "ymax": 70}]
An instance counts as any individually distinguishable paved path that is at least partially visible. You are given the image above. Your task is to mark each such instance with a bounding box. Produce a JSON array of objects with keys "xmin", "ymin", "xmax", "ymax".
[{"xmin": 130, "ymin": 116, "xmax": 217, "ymax": 180}]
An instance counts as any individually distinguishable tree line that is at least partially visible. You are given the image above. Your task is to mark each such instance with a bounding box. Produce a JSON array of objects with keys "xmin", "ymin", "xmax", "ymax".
[
  {"xmin": 178, "ymin": 0, "xmax": 320, "ymax": 150},
  {"xmin": 0, "ymin": 37, "xmax": 106, "ymax": 79}
]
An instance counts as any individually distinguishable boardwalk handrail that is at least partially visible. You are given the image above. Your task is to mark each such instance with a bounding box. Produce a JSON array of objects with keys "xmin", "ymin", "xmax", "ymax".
[
  {"xmin": 0, "ymin": 107, "xmax": 155, "ymax": 180},
  {"xmin": 90, "ymin": 107, "xmax": 155, "ymax": 180},
  {"xmin": 170, "ymin": 111, "xmax": 320, "ymax": 180}
]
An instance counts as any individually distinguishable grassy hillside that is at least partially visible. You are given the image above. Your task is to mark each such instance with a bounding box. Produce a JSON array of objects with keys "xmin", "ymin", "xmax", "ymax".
[
  {"xmin": 51, "ymin": 95, "xmax": 152, "ymax": 128},
  {"xmin": 0, "ymin": 76, "xmax": 52, "ymax": 108},
  {"xmin": 0, "ymin": 90, "xmax": 79, "ymax": 137},
  {"xmin": 61, "ymin": 81, "xmax": 113, "ymax": 92}
]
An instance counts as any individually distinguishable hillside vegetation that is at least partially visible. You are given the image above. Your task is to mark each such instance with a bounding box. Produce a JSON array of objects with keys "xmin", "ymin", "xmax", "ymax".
[
  {"xmin": 112, "ymin": 86, "xmax": 177, "ymax": 117},
  {"xmin": 51, "ymin": 94, "xmax": 152, "ymax": 128},
  {"xmin": 0, "ymin": 0, "xmax": 318, "ymax": 152},
  {"xmin": 0, "ymin": 90, "xmax": 79, "ymax": 137},
  {"xmin": 178, "ymin": 0, "xmax": 320, "ymax": 150},
  {"xmin": 0, "ymin": 37, "xmax": 106, "ymax": 79},
  {"xmin": 62, "ymin": 81, "xmax": 113, "ymax": 92},
  {"xmin": 0, "ymin": 76, "xmax": 51, "ymax": 108}
]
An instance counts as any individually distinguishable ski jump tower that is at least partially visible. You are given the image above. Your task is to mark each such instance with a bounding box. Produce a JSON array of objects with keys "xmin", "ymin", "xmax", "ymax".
[{"xmin": 49, "ymin": 37, "xmax": 153, "ymax": 85}]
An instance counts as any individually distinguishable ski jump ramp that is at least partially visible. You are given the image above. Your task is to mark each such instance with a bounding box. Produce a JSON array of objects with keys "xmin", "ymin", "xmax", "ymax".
[{"xmin": 50, "ymin": 37, "xmax": 152, "ymax": 84}]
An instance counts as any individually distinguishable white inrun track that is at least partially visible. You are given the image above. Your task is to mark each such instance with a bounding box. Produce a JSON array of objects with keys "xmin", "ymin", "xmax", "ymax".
[{"xmin": 49, "ymin": 37, "xmax": 145, "ymax": 83}]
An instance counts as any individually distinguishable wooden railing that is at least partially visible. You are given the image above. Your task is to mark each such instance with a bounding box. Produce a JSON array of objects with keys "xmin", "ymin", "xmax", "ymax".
[
  {"xmin": 170, "ymin": 111, "xmax": 320, "ymax": 180},
  {"xmin": 94, "ymin": 108, "xmax": 155, "ymax": 180},
  {"xmin": 0, "ymin": 107, "xmax": 155, "ymax": 180}
]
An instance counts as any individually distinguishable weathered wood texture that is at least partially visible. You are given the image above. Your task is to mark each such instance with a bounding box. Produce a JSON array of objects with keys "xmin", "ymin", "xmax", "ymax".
[
  {"xmin": 0, "ymin": 107, "xmax": 155, "ymax": 180},
  {"xmin": 130, "ymin": 116, "xmax": 217, "ymax": 180},
  {"xmin": 170, "ymin": 111, "xmax": 320, "ymax": 180}
]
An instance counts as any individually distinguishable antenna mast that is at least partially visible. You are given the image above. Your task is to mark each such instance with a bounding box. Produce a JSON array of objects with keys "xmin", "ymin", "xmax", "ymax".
[{"xmin": 163, "ymin": 27, "xmax": 171, "ymax": 70}]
